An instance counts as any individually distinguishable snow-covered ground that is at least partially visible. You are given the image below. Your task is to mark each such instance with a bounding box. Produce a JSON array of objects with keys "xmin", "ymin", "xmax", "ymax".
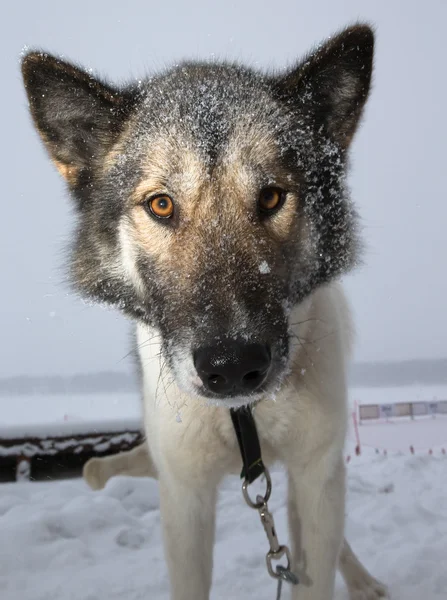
[
  {"xmin": 0, "ymin": 450, "xmax": 446, "ymax": 600},
  {"xmin": 1, "ymin": 385, "xmax": 446, "ymax": 599},
  {"xmin": 351, "ymin": 416, "xmax": 447, "ymax": 453}
]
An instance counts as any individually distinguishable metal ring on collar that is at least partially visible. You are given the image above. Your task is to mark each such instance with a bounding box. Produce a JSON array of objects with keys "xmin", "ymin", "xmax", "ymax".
[{"xmin": 242, "ymin": 466, "xmax": 272, "ymax": 509}]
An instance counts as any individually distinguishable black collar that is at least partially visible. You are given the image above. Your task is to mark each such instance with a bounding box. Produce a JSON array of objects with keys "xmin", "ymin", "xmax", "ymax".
[{"xmin": 230, "ymin": 405, "xmax": 266, "ymax": 484}]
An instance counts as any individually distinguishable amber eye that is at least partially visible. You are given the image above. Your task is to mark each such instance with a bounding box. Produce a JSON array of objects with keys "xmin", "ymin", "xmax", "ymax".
[
  {"xmin": 147, "ymin": 194, "xmax": 174, "ymax": 219},
  {"xmin": 258, "ymin": 187, "xmax": 285, "ymax": 214}
]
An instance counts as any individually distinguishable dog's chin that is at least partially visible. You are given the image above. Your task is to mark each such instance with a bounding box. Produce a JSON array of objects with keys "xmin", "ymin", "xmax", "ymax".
[{"xmin": 194, "ymin": 387, "xmax": 265, "ymax": 409}]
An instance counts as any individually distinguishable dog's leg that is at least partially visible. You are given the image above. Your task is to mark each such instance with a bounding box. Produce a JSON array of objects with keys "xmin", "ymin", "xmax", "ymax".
[
  {"xmin": 83, "ymin": 443, "xmax": 156, "ymax": 490},
  {"xmin": 287, "ymin": 458, "xmax": 345, "ymax": 600},
  {"xmin": 339, "ymin": 539, "xmax": 388, "ymax": 599},
  {"xmin": 159, "ymin": 477, "xmax": 217, "ymax": 600}
]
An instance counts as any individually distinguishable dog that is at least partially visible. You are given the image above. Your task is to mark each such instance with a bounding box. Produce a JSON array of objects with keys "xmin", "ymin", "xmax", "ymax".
[{"xmin": 22, "ymin": 23, "xmax": 388, "ymax": 600}]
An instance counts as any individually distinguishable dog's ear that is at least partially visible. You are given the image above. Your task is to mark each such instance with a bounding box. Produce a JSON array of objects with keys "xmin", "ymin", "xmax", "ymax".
[
  {"xmin": 21, "ymin": 52, "xmax": 135, "ymax": 186},
  {"xmin": 274, "ymin": 24, "xmax": 374, "ymax": 149}
]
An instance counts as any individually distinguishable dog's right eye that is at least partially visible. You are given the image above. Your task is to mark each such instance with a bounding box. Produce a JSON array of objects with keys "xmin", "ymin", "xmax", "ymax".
[
  {"xmin": 258, "ymin": 187, "xmax": 285, "ymax": 216},
  {"xmin": 145, "ymin": 194, "xmax": 174, "ymax": 219}
]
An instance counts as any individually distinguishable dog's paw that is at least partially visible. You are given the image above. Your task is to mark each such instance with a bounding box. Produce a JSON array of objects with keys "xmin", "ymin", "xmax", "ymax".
[
  {"xmin": 83, "ymin": 457, "xmax": 107, "ymax": 490},
  {"xmin": 348, "ymin": 576, "xmax": 389, "ymax": 600}
]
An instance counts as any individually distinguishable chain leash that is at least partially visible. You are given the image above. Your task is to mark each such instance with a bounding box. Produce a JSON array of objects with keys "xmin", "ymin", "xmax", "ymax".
[{"xmin": 241, "ymin": 467, "xmax": 299, "ymax": 599}]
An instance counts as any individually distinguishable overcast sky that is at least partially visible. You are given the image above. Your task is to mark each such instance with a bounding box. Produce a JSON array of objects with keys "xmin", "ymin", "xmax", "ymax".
[{"xmin": 1, "ymin": 0, "xmax": 446, "ymax": 377}]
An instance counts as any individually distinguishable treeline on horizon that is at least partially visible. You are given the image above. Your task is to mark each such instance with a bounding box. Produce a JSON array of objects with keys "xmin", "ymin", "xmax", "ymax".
[{"xmin": 1, "ymin": 359, "xmax": 447, "ymax": 395}]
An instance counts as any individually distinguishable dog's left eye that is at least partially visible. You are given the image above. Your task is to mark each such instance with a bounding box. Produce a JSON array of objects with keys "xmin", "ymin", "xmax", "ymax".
[
  {"xmin": 258, "ymin": 187, "xmax": 285, "ymax": 215},
  {"xmin": 146, "ymin": 194, "xmax": 174, "ymax": 219}
]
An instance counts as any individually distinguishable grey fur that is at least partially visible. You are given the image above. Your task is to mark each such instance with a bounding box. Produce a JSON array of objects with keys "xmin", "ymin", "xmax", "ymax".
[{"xmin": 22, "ymin": 24, "xmax": 374, "ymax": 402}]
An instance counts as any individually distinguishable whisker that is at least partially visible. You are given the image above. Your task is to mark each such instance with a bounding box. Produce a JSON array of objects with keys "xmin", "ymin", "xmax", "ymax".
[
  {"xmin": 289, "ymin": 317, "xmax": 329, "ymax": 327},
  {"xmin": 155, "ymin": 353, "xmax": 166, "ymax": 409},
  {"xmin": 118, "ymin": 333, "xmax": 162, "ymax": 363},
  {"xmin": 289, "ymin": 332, "xmax": 314, "ymax": 367}
]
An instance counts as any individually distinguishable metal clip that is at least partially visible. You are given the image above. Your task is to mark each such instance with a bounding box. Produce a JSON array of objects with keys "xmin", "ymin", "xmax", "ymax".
[
  {"xmin": 258, "ymin": 497, "xmax": 280, "ymax": 554},
  {"xmin": 240, "ymin": 467, "xmax": 299, "ymax": 599}
]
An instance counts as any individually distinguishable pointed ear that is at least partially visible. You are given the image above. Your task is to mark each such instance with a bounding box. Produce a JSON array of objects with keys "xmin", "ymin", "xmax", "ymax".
[
  {"xmin": 274, "ymin": 24, "xmax": 374, "ymax": 148},
  {"xmin": 21, "ymin": 52, "xmax": 136, "ymax": 185}
]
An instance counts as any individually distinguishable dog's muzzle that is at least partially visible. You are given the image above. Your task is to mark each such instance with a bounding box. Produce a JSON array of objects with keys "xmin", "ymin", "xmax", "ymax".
[{"xmin": 193, "ymin": 340, "xmax": 271, "ymax": 397}]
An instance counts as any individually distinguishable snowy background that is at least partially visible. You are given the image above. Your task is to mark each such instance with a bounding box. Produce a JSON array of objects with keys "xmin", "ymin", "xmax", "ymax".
[{"xmin": 2, "ymin": 1, "xmax": 447, "ymax": 599}]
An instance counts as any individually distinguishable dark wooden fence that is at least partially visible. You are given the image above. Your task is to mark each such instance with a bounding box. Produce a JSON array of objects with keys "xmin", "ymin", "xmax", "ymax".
[{"xmin": 0, "ymin": 429, "xmax": 143, "ymax": 482}]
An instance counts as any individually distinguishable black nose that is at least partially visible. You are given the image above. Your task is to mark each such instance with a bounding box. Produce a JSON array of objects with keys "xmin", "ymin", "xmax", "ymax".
[{"xmin": 194, "ymin": 341, "xmax": 271, "ymax": 396}]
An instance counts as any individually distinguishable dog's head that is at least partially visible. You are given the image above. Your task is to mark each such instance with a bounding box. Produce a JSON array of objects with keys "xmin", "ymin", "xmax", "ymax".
[{"xmin": 22, "ymin": 25, "xmax": 373, "ymax": 406}]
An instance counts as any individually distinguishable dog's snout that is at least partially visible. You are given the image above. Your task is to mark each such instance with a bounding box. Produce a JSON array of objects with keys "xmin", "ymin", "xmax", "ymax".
[{"xmin": 194, "ymin": 341, "xmax": 271, "ymax": 396}]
